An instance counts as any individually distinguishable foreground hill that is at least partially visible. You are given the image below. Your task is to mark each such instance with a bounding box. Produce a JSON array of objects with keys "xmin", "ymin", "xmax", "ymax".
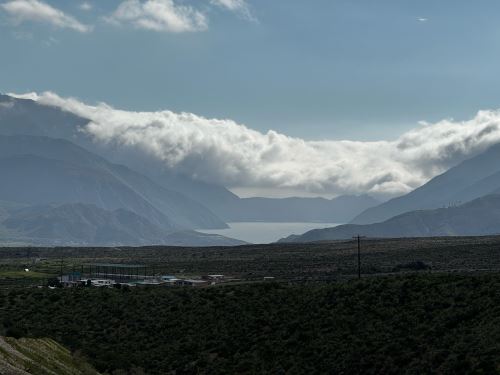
[
  {"xmin": 0, "ymin": 336, "xmax": 100, "ymax": 375},
  {"xmin": 352, "ymin": 143, "xmax": 500, "ymax": 224},
  {"xmin": 0, "ymin": 203, "xmax": 245, "ymax": 247},
  {"xmin": 281, "ymin": 194, "xmax": 500, "ymax": 242},
  {"xmin": 1, "ymin": 274, "xmax": 499, "ymax": 374}
]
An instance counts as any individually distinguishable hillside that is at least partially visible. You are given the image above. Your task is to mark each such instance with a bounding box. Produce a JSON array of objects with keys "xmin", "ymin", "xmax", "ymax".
[
  {"xmin": 281, "ymin": 194, "xmax": 500, "ymax": 242},
  {"xmin": 1, "ymin": 274, "xmax": 499, "ymax": 374},
  {"xmin": 352, "ymin": 143, "xmax": 500, "ymax": 224},
  {"xmin": 0, "ymin": 336, "xmax": 100, "ymax": 375}
]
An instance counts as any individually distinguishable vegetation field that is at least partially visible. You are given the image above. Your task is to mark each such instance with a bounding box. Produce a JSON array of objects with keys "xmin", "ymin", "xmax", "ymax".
[
  {"xmin": 1, "ymin": 274, "xmax": 499, "ymax": 374},
  {"xmin": 1, "ymin": 236, "xmax": 500, "ymax": 284},
  {"xmin": 1, "ymin": 237, "xmax": 500, "ymax": 374}
]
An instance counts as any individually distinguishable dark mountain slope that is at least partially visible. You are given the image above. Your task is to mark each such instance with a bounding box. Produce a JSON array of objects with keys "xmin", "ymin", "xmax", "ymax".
[
  {"xmin": 352, "ymin": 144, "xmax": 500, "ymax": 224},
  {"xmin": 280, "ymin": 194, "xmax": 500, "ymax": 242}
]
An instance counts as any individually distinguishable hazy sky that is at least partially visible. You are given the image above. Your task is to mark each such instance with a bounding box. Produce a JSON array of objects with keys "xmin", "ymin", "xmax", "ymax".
[{"xmin": 3, "ymin": 0, "xmax": 500, "ymax": 141}]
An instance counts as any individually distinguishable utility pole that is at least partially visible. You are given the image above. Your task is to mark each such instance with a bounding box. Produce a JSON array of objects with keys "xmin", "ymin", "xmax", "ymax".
[
  {"xmin": 353, "ymin": 235, "xmax": 366, "ymax": 279},
  {"xmin": 59, "ymin": 254, "xmax": 64, "ymax": 285}
]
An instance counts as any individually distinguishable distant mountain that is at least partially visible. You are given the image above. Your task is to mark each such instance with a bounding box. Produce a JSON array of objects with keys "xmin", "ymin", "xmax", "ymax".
[
  {"xmin": 280, "ymin": 194, "xmax": 500, "ymax": 242},
  {"xmin": 216, "ymin": 195, "xmax": 379, "ymax": 223},
  {"xmin": 157, "ymin": 230, "xmax": 248, "ymax": 247},
  {"xmin": 0, "ymin": 135, "xmax": 226, "ymax": 230},
  {"xmin": 1, "ymin": 203, "xmax": 245, "ymax": 247},
  {"xmin": 352, "ymin": 144, "xmax": 500, "ymax": 224}
]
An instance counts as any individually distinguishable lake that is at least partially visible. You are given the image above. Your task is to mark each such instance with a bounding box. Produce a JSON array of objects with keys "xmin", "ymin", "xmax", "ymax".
[{"xmin": 199, "ymin": 222, "xmax": 341, "ymax": 244}]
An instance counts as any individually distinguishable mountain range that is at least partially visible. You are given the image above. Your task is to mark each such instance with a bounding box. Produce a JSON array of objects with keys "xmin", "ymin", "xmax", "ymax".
[
  {"xmin": 280, "ymin": 194, "xmax": 500, "ymax": 242},
  {"xmin": 0, "ymin": 135, "xmax": 250, "ymax": 246},
  {"xmin": 281, "ymin": 143, "xmax": 500, "ymax": 242},
  {"xmin": 8, "ymin": 92, "xmax": 500, "ymax": 246},
  {"xmin": 0, "ymin": 93, "xmax": 381, "ymax": 246},
  {"xmin": 0, "ymin": 94, "xmax": 381, "ymax": 245},
  {"xmin": 351, "ymin": 143, "xmax": 500, "ymax": 224}
]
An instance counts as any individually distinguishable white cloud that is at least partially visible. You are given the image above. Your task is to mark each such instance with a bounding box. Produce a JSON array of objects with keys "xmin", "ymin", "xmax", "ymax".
[
  {"xmin": 107, "ymin": 0, "xmax": 207, "ymax": 33},
  {"xmin": 41, "ymin": 35, "xmax": 58, "ymax": 47},
  {"xmin": 79, "ymin": 2, "xmax": 92, "ymax": 11},
  {"xmin": 210, "ymin": 0, "xmax": 256, "ymax": 21},
  {"xmin": 417, "ymin": 17, "xmax": 428, "ymax": 22},
  {"xmin": 10, "ymin": 92, "xmax": 500, "ymax": 199},
  {"xmin": 0, "ymin": 0, "xmax": 93, "ymax": 33}
]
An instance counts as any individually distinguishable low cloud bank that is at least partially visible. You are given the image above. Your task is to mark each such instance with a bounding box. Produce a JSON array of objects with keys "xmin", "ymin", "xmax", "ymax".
[{"xmin": 11, "ymin": 92, "xmax": 500, "ymax": 198}]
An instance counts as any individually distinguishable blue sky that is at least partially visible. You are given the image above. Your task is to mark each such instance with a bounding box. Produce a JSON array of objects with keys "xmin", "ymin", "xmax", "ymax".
[{"xmin": 2, "ymin": 0, "xmax": 500, "ymax": 142}]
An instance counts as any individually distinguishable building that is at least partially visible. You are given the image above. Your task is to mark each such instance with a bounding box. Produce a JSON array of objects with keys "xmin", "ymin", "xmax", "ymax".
[
  {"xmin": 202, "ymin": 274, "xmax": 225, "ymax": 281},
  {"xmin": 174, "ymin": 279, "xmax": 209, "ymax": 287},
  {"xmin": 90, "ymin": 279, "xmax": 115, "ymax": 287},
  {"xmin": 82, "ymin": 263, "xmax": 153, "ymax": 283}
]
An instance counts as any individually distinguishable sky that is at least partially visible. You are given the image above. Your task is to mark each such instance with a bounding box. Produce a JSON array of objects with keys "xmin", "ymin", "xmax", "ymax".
[
  {"xmin": 2, "ymin": 0, "xmax": 500, "ymax": 141},
  {"xmin": 2, "ymin": 1, "xmax": 500, "ymax": 198}
]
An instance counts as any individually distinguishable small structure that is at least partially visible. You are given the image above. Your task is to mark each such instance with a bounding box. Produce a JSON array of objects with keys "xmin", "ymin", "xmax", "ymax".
[
  {"xmin": 89, "ymin": 279, "xmax": 114, "ymax": 287},
  {"xmin": 58, "ymin": 272, "xmax": 82, "ymax": 287},
  {"xmin": 202, "ymin": 274, "xmax": 225, "ymax": 281},
  {"xmin": 135, "ymin": 279, "xmax": 164, "ymax": 286},
  {"xmin": 160, "ymin": 275, "xmax": 180, "ymax": 286},
  {"xmin": 174, "ymin": 279, "xmax": 209, "ymax": 287},
  {"xmin": 161, "ymin": 275, "xmax": 179, "ymax": 282}
]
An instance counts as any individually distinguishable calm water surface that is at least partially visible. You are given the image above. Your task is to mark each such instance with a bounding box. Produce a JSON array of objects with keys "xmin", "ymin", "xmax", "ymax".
[{"xmin": 199, "ymin": 222, "xmax": 341, "ymax": 244}]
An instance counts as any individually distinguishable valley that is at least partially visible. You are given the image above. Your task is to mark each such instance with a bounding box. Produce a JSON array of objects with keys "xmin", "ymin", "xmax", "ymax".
[{"xmin": 2, "ymin": 236, "xmax": 500, "ymax": 287}]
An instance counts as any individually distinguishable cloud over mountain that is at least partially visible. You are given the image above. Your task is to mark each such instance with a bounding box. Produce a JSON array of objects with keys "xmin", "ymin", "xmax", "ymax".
[{"xmin": 10, "ymin": 92, "xmax": 500, "ymax": 199}]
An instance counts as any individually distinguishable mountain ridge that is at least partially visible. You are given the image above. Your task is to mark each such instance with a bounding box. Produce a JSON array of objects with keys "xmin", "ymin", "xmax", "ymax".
[
  {"xmin": 280, "ymin": 194, "xmax": 500, "ymax": 243},
  {"xmin": 1, "ymin": 202, "xmax": 245, "ymax": 247},
  {"xmin": 352, "ymin": 143, "xmax": 500, "ymax": 224},
  {"xmin": 0, "ymin": 135, "xmax": 227, "ymax": 230}
]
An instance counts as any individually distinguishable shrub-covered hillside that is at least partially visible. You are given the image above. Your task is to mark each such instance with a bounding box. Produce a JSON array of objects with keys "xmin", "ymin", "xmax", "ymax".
[
  {"xmin": 1, "ymin": 274, "xmax": 500, "ymax": 374},
  {"xmin": 0, "ymin": 335, "xmax": 100, "ymax": 375}
]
